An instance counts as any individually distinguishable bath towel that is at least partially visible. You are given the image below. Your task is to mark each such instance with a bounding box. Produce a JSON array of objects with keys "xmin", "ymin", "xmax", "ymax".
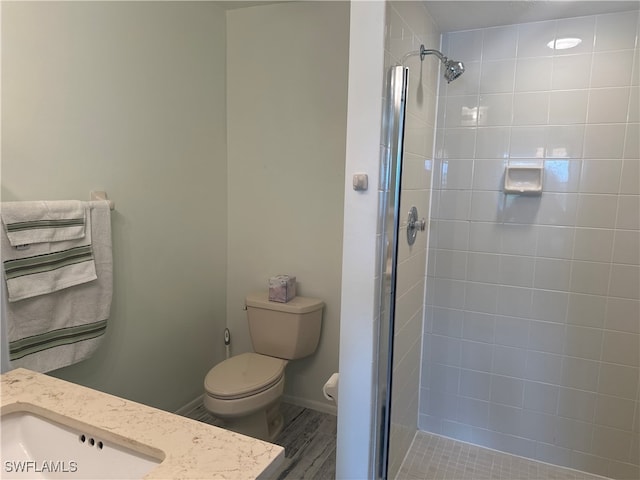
[
  {"xmin": 1, "ymin": 200, "xmax": 86, "ymax": 246},
  {"xmin": 1, "ymin": 201, "xmax": 113, "ymax": 373},
  {"xmin": 1, "ymin": 202, "xmax": 97, "ymax": 302}
]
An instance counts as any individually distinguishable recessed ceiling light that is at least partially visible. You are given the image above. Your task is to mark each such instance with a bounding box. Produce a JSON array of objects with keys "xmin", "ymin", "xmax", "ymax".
[{"xmin": 547, "ymin": 37, "xmax": 582, "ymax": 50}]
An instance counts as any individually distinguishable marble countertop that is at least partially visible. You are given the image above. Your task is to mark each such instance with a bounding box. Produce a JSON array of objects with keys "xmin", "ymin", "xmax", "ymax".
[{"xmin": 1, "ymin": 368, "xmax": 284, "ymax": 479}]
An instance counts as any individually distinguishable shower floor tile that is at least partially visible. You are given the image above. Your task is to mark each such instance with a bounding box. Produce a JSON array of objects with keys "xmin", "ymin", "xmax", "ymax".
[{"xmin": 397, "ymin": 431, "xmax": 609, "ymax": 480}]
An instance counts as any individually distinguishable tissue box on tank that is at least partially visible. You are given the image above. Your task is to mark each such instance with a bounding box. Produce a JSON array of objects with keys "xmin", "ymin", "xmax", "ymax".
[{"xmin": 269, "ymin": 275, "xmax": 296, "ymax": 303}]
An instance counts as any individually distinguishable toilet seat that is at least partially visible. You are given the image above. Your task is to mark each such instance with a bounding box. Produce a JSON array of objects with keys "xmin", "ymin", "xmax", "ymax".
[{"xmin": 204, "ymin": 352, "xmax": 287, "ymax": 400}]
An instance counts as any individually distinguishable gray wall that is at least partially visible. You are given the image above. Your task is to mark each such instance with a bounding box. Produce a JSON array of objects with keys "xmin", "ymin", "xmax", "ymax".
[
  {"xmin": 226, "ymin": 1, "xmax": 349, "ymax": 413},
  {"xmin": 2, "ymin": 0, "xmax": 350, "ymax": 415},
  {"xmin": 2, "ymin": 1, "xmax": 228, "ymax": 411}
]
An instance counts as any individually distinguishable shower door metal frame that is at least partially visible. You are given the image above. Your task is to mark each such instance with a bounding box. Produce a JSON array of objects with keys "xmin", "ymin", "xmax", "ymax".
[{"xmin": 373, "ymin": 64, "xmax": 408, "ymax": 480}]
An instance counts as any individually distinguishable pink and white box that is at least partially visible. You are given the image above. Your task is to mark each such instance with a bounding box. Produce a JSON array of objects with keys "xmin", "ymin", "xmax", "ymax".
[{"xmin": 268, "ymin": 275, "xmax": 296, "ymax": 303}]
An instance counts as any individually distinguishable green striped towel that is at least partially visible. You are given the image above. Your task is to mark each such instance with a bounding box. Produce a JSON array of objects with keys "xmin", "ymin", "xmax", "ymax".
[
  {"xmin": 1, "ymin": 200, "xmax": 86, "ymax": 246},
  {"xmin": 3, "ymin": 201, "xmax": 112, "ymax": 373},
  {"xmin": 2, "ymin": 202, "xmax": 97, "ymax": 302}
]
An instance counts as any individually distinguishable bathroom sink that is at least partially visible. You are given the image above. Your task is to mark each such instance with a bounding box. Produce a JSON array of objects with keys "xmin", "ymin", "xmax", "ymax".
[{"xmin": 1, "ymin": 411, "xmax": 161, "ymax": 479}]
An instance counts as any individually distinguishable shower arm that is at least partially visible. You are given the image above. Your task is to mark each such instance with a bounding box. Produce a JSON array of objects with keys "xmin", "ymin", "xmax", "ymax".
[{"xmin": 420, "ymin": 46, "xmax": 446, "ymax": 62}]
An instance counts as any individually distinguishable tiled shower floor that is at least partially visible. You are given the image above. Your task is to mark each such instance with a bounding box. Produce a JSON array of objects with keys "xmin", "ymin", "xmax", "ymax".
[{"xmin": 397, "ymin": 431, "xmax": 609, "ymax": 480}]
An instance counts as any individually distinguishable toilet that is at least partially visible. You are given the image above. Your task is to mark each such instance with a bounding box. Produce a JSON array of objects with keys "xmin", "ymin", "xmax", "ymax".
[{"xmin": 203, "ymin": 291, "xmax": 324, "ymax": 442}]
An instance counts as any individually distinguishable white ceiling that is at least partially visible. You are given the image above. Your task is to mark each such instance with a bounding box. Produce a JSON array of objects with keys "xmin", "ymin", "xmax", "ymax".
[{"xmin": 424, "ymin": 1, "xmax": 640, "ymax": 32}]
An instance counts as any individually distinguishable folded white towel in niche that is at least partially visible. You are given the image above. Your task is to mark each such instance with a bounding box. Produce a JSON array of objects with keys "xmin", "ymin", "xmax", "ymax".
[
  {"xmin": 2, "ymin": 201, "xmax": 113, "ymax": 373},
  {"xmin": 1, "ymin": 202, "xmax": 97, "ymax": 302},
  {"xmin": 1, "ymin": 200, "xmax": 86, "ymax": 246}
]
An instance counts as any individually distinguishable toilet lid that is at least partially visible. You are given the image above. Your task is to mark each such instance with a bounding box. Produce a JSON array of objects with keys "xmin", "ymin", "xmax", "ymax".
[{"xmin": 204, "ymin": 352, "xmax": 287, "ymax": 400}]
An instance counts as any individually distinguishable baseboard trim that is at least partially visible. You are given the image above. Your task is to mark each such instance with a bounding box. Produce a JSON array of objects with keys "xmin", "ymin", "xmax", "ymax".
[
  {"xmin": 174, "ymin": 394, "xmax": 204, "ymax": 416},
  {"xmin": 282, "ymin": 394, "xmax": 337, "ymax": 416}
]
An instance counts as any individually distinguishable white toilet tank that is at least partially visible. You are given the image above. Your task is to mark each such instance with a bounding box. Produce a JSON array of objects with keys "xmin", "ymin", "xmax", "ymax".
[{"xmin": 245, "ymin": 292, "xmax": 324, "ymax": 360}]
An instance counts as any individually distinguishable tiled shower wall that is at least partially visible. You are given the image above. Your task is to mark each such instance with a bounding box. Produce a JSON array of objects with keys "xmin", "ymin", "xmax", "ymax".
[
  {"xmin": 383, "ymin": 1, "xmax": 439, "ymax": 477},
  {"xmin": 422, "ymin": 10, "xmax": 639, "ymax": 480}
]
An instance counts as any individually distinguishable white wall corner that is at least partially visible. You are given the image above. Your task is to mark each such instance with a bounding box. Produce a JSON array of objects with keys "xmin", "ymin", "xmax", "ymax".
[{"xmin": 337, "ymin": 1, "xmax": 387, "ymax": 479}]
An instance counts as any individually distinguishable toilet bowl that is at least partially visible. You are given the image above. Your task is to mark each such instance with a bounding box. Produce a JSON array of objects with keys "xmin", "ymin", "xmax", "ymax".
[
  {"xmin": 203, "ymin": 292, "xmax": 323, "ymax": 442},
  {"xmin": 204, "ymin": 352, "xmax": 288, "ymax": 441}
]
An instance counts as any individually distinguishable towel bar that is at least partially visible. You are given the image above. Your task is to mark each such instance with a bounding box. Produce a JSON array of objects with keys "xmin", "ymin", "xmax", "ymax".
[{"xmin": 90, "ymin": 191, "xmax": 115, "ymax": 210}]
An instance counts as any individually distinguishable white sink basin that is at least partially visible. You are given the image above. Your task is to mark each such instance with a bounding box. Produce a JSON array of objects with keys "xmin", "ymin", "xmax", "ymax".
[{"xmin": 1, "ymin": 411, "xmax": 162, "ymax": 479}]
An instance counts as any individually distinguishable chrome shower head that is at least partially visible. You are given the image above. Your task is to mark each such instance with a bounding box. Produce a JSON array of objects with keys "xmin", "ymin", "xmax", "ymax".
[
  {"xmin": 420, "ymin": 45, "xmax": 465, "ymax": 83},
  {"xmin": 443, "ymin": 58, "xmax": 465, "ymax": 83}
]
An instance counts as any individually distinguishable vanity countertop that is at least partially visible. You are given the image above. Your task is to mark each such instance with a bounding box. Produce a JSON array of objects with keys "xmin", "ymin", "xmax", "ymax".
[{"xmin": 1, "ymin": 368, "xmax": 284, "ymax": 479}]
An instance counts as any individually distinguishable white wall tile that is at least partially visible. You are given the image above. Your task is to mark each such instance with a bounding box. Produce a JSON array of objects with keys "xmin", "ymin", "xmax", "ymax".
[
  {"xmin": 616, "ymin": 195, "xmax": 640, "ymax": 230},
  {"xmin": 441, "ymin": 128, "xmax": 477, "ymax": 158},
  {"xmin": 476, "ymin": 127, "xmax": 510, "ymax": 158},
  {"xmin": 528, "ymin": 320, "xmax": 566, "ymax": 354},
  {"xmin": 501, "ymin": 223, "xmax": 538, "ymax": 255},
  {"xmin": 594, "ymin": 11, "xmax": 639, "ymax": 52},
  {"xmin": 548, "ymin": 90, "xmax": 588, "ymax": 124},
  {"xmin": 499, "ymin": 254, "xmax": 535, "ymax": 287},
  {"xmin": 468, "ymin": 221, "xmax": 503, "ymax": 253},
  {"xmin": 536, "ymin": 192, "xmax": 578, "ymax": 226},
  {"xmin": 605, "ymin": 298, "xmax": 640, "ymax": 334},
  {"xmin": 493, "ymin": 344, "xmax": 527, "ymax": 377},
  {"xmin": 558, "ymin": 387, "xmax": 596, "ymax": 422},
  {"xmin": 594, "ymin": 394, "xmax": 636, "ymax": 430},
  {"xmin": 444, "ymin": 95, "xmax": 480, "ymax": 128},
  {"xmin": 567, "ymin": 293, "xmax": 606, "ymax": 328},
  {"xmin": 518, "ymin": 21, "xmax": 557, "ymax": 58},
  {"xmin": 534, "ymin": 257, "xmax": 571, "ymax": 291},
  {"xmin": 561, "ymin": 356, "xmax": 600, "ymax": 391},
  {"xmin": 483, "ymin": 25, "xmax": 518, "ymax": 61},
  {"xmin": 552, "ymin": 54, "xmax": 592, "ymax": 90},
  {"xmin": 490, "ymin": 375, "xmax": 524, "ymax": 407},
  {"xmin": 545, "ymin": 125, "xmax": 585, "ymax": 159},
  {"xmin": 478, "ymin": 94, "xmax": 513, "ymax": 126},
  {"xmin": 424, "ymin": 11, "xmax": 639, "ymax": 474},
  {"xmin": 579, "ymin": 159, "xmax": 623, "ymax": 194},
  {"xmin": 472, "ymin": 159, "xmax": 507, "ymax": 190},
  {"xmin": 515, "ymin": 57, "xmax": 553, "ymax": 92},
  {"xmin": 442, "ymin": 29, "xmax": 483, "ymax": 62},
  {"xmin": 438, "ymin": 158, "xmax": 474, "ymax": 189},
  {"xmin": 598, "ymin": 362, "xmax": 639, "ymax": 399},
  {"xmin": 609, "ymin": 264, "xmax": 640, "ymax": 300},
  {"xmin": 613, "ymin": 230, "xmax": 640, "ymax": 265},
  {"xmin": 591, "ymin": 50, "xmax": 635, "ymax": 88},
  {"xmin": 513, "ymin": 92, "xmax": 549, "ymax": 125},
  {"xmin": 479, "ymin": 59, "xmax": 516, "ymax": 94},
  {"xmin": 532, "ymin": 289, "xmax": 569, "ymax": 323},
  {"xmin": 570, "ymin": 261, "xmax": 611, "ymax": 296},
  {"xmin": 459, "ymin": 369, "xmax": 492, "ymax": 400},
  {"xmin": 536, "ymin": 225, "xmax": 575, "ymax": 258},
  {"xmin": 462, "ymin": 311, "xmax": 496, "ymax": 343},
  {"xmin": 587, "ymin": 87, "xmax": 631, "ymax": 124},
  {"xmin": 524, "ymin": 380, "xmax": 560, "ymax": 414},
  {"xmin": 564, "ymin": 325, "xmax": 604, "ymax": 360},
  {"xmin": 460, "ymin": 339, "xmax": 494, "ymax": 372},
  {"xmin": 525, "ymin": 350, "xmax": 563, "ymax": 384},
  {"xmin": 555, "ymin": 15, "xmax": 596, "ymax": 56},
  {"xmin": 576, "ymin": 194, "xmax": 618, "ymax": 228},
  {"xmin": 494, "ymin": 315, "xmax": 529, "ymax": 348},
  {"xmin": 573, "ymin": 227, "xmax": 614, "ymax": 262},
  {"xmin": 543, "ymin": 159, "xmax": 582, "ymax": 192},
  {"xmin": 508, "ymin": 126, "xmax": 545, "ymax": 158},
  {"xmin": 624, "ymin": 123, "xmax": 640, "ymax": 158},
  {"xmin": 497, "ymin": 285, "xmax": 533, "ymax": 318}
]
